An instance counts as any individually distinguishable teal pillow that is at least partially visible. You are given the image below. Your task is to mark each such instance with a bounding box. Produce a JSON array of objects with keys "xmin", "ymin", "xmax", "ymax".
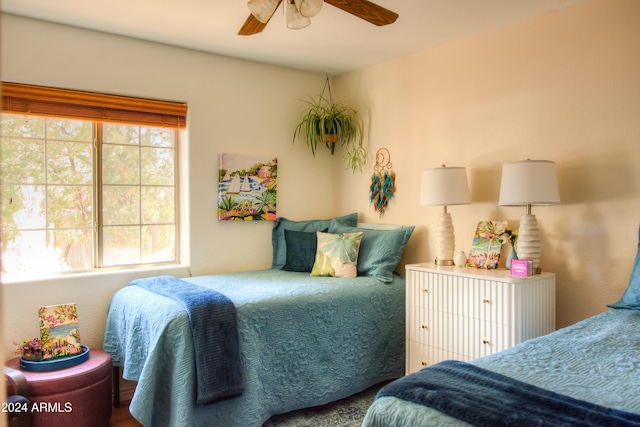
[
  {"xmin": 282, "ymin": 229, "xmax": 325, "ymax": 272},
  {"xmin": 607, "ymin": 226, "xmax": 640, "ymax": 310},
  {"xmin": 328, "ymin": 222, "xmax": 415, "ymax": 282},
  {"xmin": 271, "ymin": 213, "xmax": 358, "ymax": 270}
]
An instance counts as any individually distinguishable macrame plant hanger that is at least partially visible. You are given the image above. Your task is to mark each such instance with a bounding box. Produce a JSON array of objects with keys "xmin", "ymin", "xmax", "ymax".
[
  {"xmin": 321, "ymin": 72, "xmax": 334, "ymax": 105},
  {"xmin": 369, "ymin": 148, "xmax": 396, "ymax": 218},
  {"xmin": 319, "ymin": 72, "xmax": 339, "ymax": 153}
]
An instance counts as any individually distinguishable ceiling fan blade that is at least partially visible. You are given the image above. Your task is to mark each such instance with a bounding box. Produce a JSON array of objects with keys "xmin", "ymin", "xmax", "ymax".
[
  {"xmin": 239, "ymin": 15, "xmax": 267, "ymax": 35},
  {"xmin": 325, "ymin": 0, "xmax": 398, "ymax": 26},
  {"xmin": 238, "ymin": 0, "xmax": 283, "ymax": 36}
]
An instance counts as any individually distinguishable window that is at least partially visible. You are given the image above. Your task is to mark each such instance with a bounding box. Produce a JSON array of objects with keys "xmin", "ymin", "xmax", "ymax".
[
  {"xmin": 100, "ymin": 123, "xmax": 177, "ymax": 267},
  {"xmin": 1, "ymin": 83, "xmax": 186, "ymax": 279}
]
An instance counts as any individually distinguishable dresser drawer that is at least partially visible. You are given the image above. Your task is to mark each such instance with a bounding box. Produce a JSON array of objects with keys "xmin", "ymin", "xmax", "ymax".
[
  {"xmin": 467, "ymin": 318, "xmax": 508, "ymax": 359},
  {"xmin": 407, "ymin": 341, "xmax": 427, "ymax": 374},
  {"xmin": 406, "ymin": 270, "xmax": 432, "ymax": 311},
  {"xmin": 429, "ymin": 273, "xmax": 509, "ymax": 323},
  {"xmin": 407, "ymin": 341, "xmax": 460, "ymax": 374},
  {"xmin": 408, "ymin": 307, "xmax": 506, "ymax": 360},
  {"xmin": 407, "ymin": 304, "xmax": 446, "ymax": 345}
]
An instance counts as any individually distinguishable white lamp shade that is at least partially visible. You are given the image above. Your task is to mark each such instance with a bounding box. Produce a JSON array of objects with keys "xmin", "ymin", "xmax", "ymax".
[
  {"xmin": 294, "ymin": 0, "xmax": 323, "ymax": 17},
  {"xmin": 247, "ymin": 0, "xmax": 279, "ymax": 23},
  {"xmin": 499, "ymin": 160, "xmax": 560, "ymax": 206},
  {"xmin": 420, "ymin": 166, "xmax": 471, "ymax": 207}
]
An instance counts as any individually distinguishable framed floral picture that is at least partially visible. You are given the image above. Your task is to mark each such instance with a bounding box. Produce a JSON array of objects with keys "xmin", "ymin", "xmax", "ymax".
[
  {"xmin": 38, "ymin": 303, "xmax": 82, "ymax": 360},
  {"xmin": 466, "ymin": 220, "xmax": 510, "ymax": 269}
]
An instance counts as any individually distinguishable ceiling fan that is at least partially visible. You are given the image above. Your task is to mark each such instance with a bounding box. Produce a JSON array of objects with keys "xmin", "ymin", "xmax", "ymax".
[{"xmin": 239, "ymin": 0, "xmax": 399, "ymax": 36}]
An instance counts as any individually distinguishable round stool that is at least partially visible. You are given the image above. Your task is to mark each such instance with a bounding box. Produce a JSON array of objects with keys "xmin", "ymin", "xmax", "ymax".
[{"xmin": 6, "ymin": 349, "xmax": 112, "ymax": 427}]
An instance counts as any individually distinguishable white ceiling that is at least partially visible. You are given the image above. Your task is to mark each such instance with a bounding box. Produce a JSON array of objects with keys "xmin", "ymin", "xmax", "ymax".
[{"xmin": 2, "ymin": 0, "xmax": 588, "ymax": 74}]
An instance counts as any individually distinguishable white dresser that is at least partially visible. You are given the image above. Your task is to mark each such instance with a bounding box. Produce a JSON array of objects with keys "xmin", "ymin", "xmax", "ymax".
[{"xmin": 405, "ymin": 263, "xmax": 555, "ymax": 375}]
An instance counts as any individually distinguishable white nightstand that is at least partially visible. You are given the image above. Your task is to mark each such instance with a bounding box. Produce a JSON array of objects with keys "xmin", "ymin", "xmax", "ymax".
[{"xmin": 405, "ymin": 262, "xmax": 556, "ymax": 375}]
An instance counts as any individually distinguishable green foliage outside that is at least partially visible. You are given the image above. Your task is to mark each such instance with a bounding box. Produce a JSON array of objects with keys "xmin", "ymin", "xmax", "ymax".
[{"xmin": 0, "ymin": 114, "xmax": 178, "ymax": 278}]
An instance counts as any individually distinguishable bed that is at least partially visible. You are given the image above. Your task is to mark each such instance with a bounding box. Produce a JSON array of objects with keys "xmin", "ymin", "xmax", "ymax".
[
  {"xmin": 103, "ymin": 213, "xmax": 414, "ymax": 426},
  {"xmin": 362, "ymin": 227, "xmax": 640, "ymax": 427}
]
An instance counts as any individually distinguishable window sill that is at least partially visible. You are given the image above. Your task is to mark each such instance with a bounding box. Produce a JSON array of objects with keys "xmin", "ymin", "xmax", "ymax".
[{"xmin": 0, "ymin": 264, "xmax": 191, "ymax": 286}]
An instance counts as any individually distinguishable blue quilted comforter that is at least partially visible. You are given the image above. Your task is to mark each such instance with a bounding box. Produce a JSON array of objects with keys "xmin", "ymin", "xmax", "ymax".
[
  {"xmin": 377, "ymin": 360, "xmax": 640, "ymax": 426},
  {"xmin": 104, "ymin": 269, "xmax": 405, "ymax": 426},
  {"xmin": 362, "ymin": 309, "xmax": 640, "ymax": 427}
]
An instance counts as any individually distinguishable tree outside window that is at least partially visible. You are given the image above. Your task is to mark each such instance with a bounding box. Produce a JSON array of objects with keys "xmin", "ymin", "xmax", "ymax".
[{"xmin": 0, "ymin": 113, "xmax": 178, "ymax": 279}]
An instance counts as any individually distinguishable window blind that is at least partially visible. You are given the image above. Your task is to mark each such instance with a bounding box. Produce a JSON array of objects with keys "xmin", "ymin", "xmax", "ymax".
[{"xmin": 1, "ymin": 82, "xmax": 187, "ymax": 129}]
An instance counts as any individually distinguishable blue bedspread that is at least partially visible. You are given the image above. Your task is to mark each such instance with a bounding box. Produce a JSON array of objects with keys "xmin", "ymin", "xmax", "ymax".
[
  {"xmin": 378, "ymin": 360, "xmax": 640, "ymax": 427},
  {"xmin": 362, "ymin": 309, "xmax": 640, "ymax": 427},
  {"xmin": 128, "ymin": 276, "xmax": 242, "ymax": 404},
  {"xmin": 104, "ymin": 269, "xmax": 405, "ymax": 426}
]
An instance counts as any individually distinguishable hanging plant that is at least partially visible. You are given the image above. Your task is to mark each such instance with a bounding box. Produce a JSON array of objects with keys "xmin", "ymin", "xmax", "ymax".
[{"xmin": 292, "ymin": 74, "xmax": 366, "ymax": 172}]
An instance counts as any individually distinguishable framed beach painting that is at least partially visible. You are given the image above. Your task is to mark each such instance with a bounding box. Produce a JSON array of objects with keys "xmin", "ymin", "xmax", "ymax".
[
  {"xmin": 218, "ymin": 153, "xmax": 277, "ymax": 221},
  {"xmin": 466, "ymin": 220, "xmax": 509, "ymax": 269}
]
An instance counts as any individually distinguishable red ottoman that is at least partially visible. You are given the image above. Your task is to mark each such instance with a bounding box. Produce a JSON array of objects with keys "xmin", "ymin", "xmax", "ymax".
[{"xmin": 6, "ymin": 349, "xmax": 112, "ymax": 427}]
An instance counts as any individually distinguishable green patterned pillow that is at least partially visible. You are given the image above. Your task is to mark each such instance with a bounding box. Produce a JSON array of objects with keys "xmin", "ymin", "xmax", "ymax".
[{"xmin": 310, "ymin": 232, "xmax": 364, "ymax": 278}]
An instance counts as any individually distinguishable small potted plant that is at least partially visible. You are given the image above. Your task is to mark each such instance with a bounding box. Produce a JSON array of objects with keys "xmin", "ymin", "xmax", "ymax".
[
  {"xmin": 15, "ymin": 337, "xmax": 43, "ymax": 361},
  {"xmin": 293, "ymin": 94, "xmax": 366, "ymax": 173}
]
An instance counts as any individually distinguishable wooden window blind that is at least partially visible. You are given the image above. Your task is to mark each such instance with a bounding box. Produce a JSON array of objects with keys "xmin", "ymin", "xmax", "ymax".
[{"xmin": 1, "ymin": 82, "xmax": 187, "ymax": 129}]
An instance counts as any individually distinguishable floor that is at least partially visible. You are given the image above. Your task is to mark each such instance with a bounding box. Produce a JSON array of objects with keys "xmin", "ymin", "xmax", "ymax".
[
  {"xmin": 110, "ymin": 401, "xmax": 142, "ymax": 427},
  {"xmin": 110, "ymin": 371, "xmax": 141, "ymax": 426},
  {"xmin": 106, "ymin": 374, "xmax": 388, "ymax": 427}
]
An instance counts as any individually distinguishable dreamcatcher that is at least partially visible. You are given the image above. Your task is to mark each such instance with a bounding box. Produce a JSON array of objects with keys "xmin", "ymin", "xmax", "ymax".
[{"xmin": 369, "ymin": 148, "xmax": 396, "ymax": 217}]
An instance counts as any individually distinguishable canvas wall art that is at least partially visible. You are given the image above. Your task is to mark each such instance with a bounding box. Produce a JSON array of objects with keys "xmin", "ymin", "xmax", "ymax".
[
  {"xmin": 38, "ymin": 303, "xmax": 82, "ymax": 359},
  {"xmin": 218, "ymin": 153, "xmax": 277, "ymax": 221},
  {"xmin": 466, "ymin": 220, "xmax": 509, "ymax": 269}
]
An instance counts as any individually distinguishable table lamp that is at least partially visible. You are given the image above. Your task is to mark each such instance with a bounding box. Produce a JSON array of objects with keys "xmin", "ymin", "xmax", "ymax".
[
  {"xmin": 499, "ymin": 160, "xmax": 560, "ymax": 274},
  {"xmin": 420, "ymin": 165, "xmax": 471, "ymax": 265}
]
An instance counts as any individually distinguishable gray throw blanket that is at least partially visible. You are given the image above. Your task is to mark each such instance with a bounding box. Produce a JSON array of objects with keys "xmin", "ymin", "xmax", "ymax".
[
  {"xmin": 129, "ymin": 275, "xmax": 243, "ymax": 405},
  {"xmin": 377, "ymin": 360, "xmax": 640, "ymax": 426}
]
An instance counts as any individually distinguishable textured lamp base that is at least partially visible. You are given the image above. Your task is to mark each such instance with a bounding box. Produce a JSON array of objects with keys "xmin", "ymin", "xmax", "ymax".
[
  {"xmin": 517, "ymin": 213, "xmax": 542, "ymax": 274},
  {"xmin": 434, "ymin": 212, "xmax": 455, "ymax": 266}
]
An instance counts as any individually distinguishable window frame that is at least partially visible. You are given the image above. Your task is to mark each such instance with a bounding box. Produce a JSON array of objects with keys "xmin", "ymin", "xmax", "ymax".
[
  {"xmin": 1, "ymin": 82, "xmax": 186, "ymax": 278},
  {"xmin": 96, "ymin": 122, "xmax": 180, "ymax": 269}
]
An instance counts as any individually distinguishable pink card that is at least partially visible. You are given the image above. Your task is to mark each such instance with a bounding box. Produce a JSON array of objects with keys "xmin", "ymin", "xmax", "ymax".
[{"xmin": 510, "ymin": 259, "xmax": 533, "ymax": 277}]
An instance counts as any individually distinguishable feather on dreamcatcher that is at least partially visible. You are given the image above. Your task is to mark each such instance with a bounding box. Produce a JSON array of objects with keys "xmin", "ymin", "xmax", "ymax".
[{"xmin": 369, "ymin": 148, "xmax": 396, "ymax": 217}]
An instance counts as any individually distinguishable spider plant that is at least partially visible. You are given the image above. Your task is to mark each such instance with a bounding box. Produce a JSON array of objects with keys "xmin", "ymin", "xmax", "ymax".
[{"xmin": 293, "ymin": 95, "xmax": 365, "ymax": 172}]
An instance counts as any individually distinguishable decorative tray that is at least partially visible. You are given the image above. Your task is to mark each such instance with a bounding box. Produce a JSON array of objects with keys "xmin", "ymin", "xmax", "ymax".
[{"xmin": 20, "ymin": 346, "xmax": 90, "ymax": 372}]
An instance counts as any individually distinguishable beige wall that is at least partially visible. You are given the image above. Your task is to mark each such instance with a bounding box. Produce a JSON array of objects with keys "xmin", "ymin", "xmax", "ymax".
[
  {"xmin": 334, "ymin": 0, "xmax": 640, "ymax": 328},
  {"xmin": 2, "ymin": 0, "xmax": 639, "ymax": 358},
  {"xmin": 0, "ymin": 14, "xmax": 337, "ymax": 359}
]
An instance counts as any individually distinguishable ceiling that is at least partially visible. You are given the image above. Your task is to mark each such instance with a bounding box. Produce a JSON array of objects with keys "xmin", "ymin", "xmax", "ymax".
[{"xmin": 2, "ymin": 0, "xmax": 588, "ymax": 74}]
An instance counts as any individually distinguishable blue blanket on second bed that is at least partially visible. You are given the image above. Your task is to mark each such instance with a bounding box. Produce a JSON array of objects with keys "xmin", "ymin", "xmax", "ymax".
[
  {"xmin": 129, "ymin": 275, "xmax": 243, "ymax": 404},
  {"xmin": 377, "ymin": 360, "xmax": 640, "ymax": 427}
]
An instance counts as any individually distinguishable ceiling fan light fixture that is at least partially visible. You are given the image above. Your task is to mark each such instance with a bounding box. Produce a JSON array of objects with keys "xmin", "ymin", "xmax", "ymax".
[
  {"xmin": 239, "ymin": 0, "xmax": 398, "ymax": 36},
  {"xmin": 247, "ymin": 0, "xmax": 279, "ymax": 23},
  {"xmin": 286, "ymin": 0, "xmax": 311, "ymax": 29},
  {"xmin": 294, "ymin": 0, "xmax": 323, "ymax": 18}
]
